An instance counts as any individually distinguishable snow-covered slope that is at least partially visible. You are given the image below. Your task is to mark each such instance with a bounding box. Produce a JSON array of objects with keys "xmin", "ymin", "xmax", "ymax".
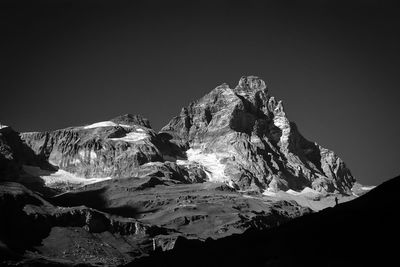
[
  {"xmin": 23, "ymin": 165, "xmax": 111, "ymax": 187},
  {"xmin": 176, "ymin": 148, "xmax": 229, "ymax": 183},
  {"xmin": 110, "ymin": 131, "xmax": 149, "ymax": 142},
  {"xmin": 83, "ymin": 121, "xmax": 133, "ymax": 129}
]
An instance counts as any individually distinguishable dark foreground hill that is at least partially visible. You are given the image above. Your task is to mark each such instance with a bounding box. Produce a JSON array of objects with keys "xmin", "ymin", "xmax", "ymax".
[
  {"xmin": 0, "ymin": 179, "xmax": 311, "ymax": 266},
  {"xmin": 131, "ymin": 175, "xmax": 400, "ymax": 267}
]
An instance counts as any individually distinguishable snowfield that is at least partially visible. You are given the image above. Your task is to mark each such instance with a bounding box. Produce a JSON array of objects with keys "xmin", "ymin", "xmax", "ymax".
[
  {"xmin": 83, "ymin": 121, "xmax": 133, "ymax": 129},
  {"xmin": 109, "ymin": 131, "xmax": 148, "ymax": 142},
  {"xmin": 262, "ymin": 190, "xmax": 277, "ymax": 197},
  {"xmin": 177, "ymin": 148, "xmax": 229, "ymax": 182},
  {"xmin": 83, "ymin": 121, "xmax": 149, "ymax": 142},
  {"xmin": 361, "ymin": 186, "xmax": 375, "ymax": 191},
  {"xmin": 286, "ymin": 187, "xmax": 321, "ymax": 196},
  {"xmin": 23, "ymin": 165, "xmax": 111, "ymax": 187}
]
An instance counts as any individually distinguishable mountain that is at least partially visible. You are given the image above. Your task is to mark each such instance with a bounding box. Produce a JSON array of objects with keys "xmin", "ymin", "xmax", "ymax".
[
  {"xmin": 18, "ymin": 76, "xmax": 354, "ymax": 194},
  {"xmin": 0, "ymin": 76, "xmax": 365, "ymax": 266},
  {"xmin": 17, "ymin": 114, "xmax": 205, "ymax": 192},
  {"xmin": 162, "ymin": 76, "xmax": 354, "ymax": 192}
]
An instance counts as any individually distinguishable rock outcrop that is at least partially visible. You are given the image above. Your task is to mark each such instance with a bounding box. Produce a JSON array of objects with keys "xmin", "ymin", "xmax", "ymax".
[
  {"xmin": 0, "ymin": 126, "xmax": 50, "ymax": 180},
  {"xmin": 131, "ymin": 175, "xmax": 400, "ymax": 267},
  {"xmin": 20, "ymin": 115, "xmax": 164, "ymax": 179},
  {"xmin": 0, "ymin": 182, "xmax": 170, "ymax": 265},
  {"xmin": 161, "ymin": 76, "xmax": 355, "ymax": 193}
]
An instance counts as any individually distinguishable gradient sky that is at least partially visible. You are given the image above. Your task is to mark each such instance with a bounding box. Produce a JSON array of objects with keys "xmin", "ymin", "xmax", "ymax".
[{"xmin": 1, "ymin": 0, "xmax": 399, "ymax": 186}]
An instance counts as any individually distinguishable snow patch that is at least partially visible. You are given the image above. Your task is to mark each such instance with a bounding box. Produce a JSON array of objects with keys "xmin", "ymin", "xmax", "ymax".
[
  {"xmin": 83, "ymin": 121, "xmax": 134, "ymax": 129},
  {"xmin": 301, "ymin": 187, "xmax": 321, "ymax": 195},
  {"xmin": 273, "ymin": 114, "xmax": 290, "ymax": 145},
  {"xmin": 243, "ymin": 194, "xmax": 257, "ymax": 199},
  {"xmin": 262, "ymin": 190, "xmax": 277, "ymax": 197},
  {"xmin": 23, "ymin": 165, "xmax": 111, "ymax": 186},
  {"xmin": 176, "ymin": 148, "xmax": 228, "ymax": 182},
  {"xmin": 361, "ymin": 186, "xmax": 375, "ymax": 191},
  {"xmin": 109, "ymin": 131, "xmax": 148, "ymax": 142},
  {"xmin": 286, "ymin": 187, "xmax": 321, "ymax": 196},
  {"xmin": 78, "ymin": 150, "xmax": 85, "ymax": 158},
  {"xmin": 70, "ymin": 158, "xmax": 81, "ymax": 165},
  {"xmin": 227, "ymin": 180, "xmax": 236, "ymax": 188},
  {"xmin": 90, "ymin": 151, "xmax": 97, "ymax": 159},
  {"xmin": 84, "ymin": 121, "xmax": 118, "ymax": 129},
  {"xmin": 286, "ymin": 189, "xmax": 301, "ymax": 195},
  {"xmin": 119, "ymin": 124, "xmax": 133, "ymax": 128}
]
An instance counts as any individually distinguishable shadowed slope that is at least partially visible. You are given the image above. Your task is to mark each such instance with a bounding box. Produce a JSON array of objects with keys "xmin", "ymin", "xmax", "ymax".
[{"xmin": 131, "ymin": 175, "xmax": 400, "ymax": 267}]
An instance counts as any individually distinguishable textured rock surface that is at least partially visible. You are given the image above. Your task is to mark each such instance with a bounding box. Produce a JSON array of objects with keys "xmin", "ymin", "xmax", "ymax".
[
  {"xmin": 18, "ymin": 77, "xmax": 355, "ymax": 193},
  {"xmin": 0, "ymin": 182, "xmax": 170, "ymax": 266},
  {"xmin": 0, "ymin": 126, "xmax": 51, "ymax": 180},
  {"xmin": 20, "ymin": 114, "xmax": 165, "ymax": 179},
  {"xmin": 52, "ymin": 179, "xmax": 311, "ymax": 240},
  {"xmin": 161, "ymin": 76, "xmax": 355, "ymax": 193},
  {"xmin": 131, "ymin": 175, "xmax": 400, "ymax": 267},
  {"xmin": 0, "ymin": 179, "xmax": 311, "ymax": 266}
]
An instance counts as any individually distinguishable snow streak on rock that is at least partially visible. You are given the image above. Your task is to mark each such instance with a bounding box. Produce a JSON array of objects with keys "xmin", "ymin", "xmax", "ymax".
[
  {"xmin": 109, "ymin": 131, "xmax": 149, "ymax": 143},
  {"xmin": 176, "ymin": 148, "xmax": 228, "ymax": 182},
  {"xmin": 83, "ymin": 121, "xmax": 133, "ymax": 129},
  {"xmin": 23, "ymin": 165, "xmax": 111, "ymax": 186}
]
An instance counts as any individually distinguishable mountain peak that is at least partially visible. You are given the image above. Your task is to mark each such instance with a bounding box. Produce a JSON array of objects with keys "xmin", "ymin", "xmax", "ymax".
[
  {"xmin": 236, "ymin": 75, "xmax": 267, "ymax": 92},
  {"xmin": 161, "ymin": 77, "xmax": 355, "ymax": 193}
]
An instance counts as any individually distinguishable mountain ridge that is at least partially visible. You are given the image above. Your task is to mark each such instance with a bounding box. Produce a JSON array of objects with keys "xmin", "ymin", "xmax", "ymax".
[
  {"xmin": 160, "ymin": 76, "xmax": 354, "ymax": 192},
  {"xmin": 1, "ymin": 76, "xmax": 355, "ymax": 194}
]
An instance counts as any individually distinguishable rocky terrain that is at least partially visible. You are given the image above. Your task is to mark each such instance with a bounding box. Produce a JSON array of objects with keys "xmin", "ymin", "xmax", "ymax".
[
  {"xmin": 0, "ymin": 178, "xmax": 312, "ymax": 266},
  {"xmin": 14, "ymin": 76, "xmax": 354, "ymax": 195},
  {"xmin": 0, "ymin": 182, "xmax": 171, "ymax": 266},
  {"xmin": 0, "ymin": 76, "xmax": 372, "ymax": 266},
  {"xmin": 132, "ymin": 175, "xmax": 400, "ymax": 267}
]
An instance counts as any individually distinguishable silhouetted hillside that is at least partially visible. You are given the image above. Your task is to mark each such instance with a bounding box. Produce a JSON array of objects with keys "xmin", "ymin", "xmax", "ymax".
[{"xmin": 131, "ymin": 175, "xmax": 400, "ymax": 267}]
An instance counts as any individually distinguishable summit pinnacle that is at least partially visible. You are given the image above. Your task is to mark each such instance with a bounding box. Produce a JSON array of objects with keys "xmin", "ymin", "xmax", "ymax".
[{"xmin": 161, "ymin": 76, "xmax": 355, "ymax": 193}]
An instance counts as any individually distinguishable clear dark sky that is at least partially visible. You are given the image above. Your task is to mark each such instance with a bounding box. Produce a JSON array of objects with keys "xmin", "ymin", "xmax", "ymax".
[{"xmin": 1, "ymin": 0, "xmax": 399, "ymax": 186}]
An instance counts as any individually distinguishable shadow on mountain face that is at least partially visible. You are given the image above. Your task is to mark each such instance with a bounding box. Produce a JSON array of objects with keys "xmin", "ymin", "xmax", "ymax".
[
  {"xmin": 50, "ymin": 187, "xmax": 108, "ymax": 208},
  {"xmin": 0, "ymin": 126, "xmax": 61, "ymax": 198},
  {"xmin": 0, "ymin": 183, "xmax": 52, "ymax": 255},
  {"xmin": 131, "ymin": 176, "xmax": 400, "ymax": 267},
  {"xmin": 50, "ymin": 186, "xmax": 140, "ymax": 219},
  {"xmin": 103, "ymin": 205, "xmax": 141, "ymax": 218}
]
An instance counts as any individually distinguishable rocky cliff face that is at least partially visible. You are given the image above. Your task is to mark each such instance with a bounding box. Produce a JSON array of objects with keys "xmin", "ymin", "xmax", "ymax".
[
  {"xmin": 19, "ymin": 114, "xmax": 206, "ymax": 186},
  {"xmin": 161, "ymin": 76, "xmax": 355, "ymax": 193},
  {"xmin": 19, "ymin": 77, "xmax": 354, "ymax": 193},
  {"xmin": 20, "ymin": 114, "xmax": 165, "ymax": 178},
  {"xmin": 0, "ymin": 126, "xmax": 50, "ymax": 180},
  {"xmin": 0, "ymin": 182, "xmax": 171, "ymax": 265}
]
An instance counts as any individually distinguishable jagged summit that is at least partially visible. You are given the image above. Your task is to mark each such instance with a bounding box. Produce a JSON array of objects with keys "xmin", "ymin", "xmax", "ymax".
[
  {"xmin": 236, "ymin": 75, "xmax": 267, "ymax": 91},
  {"xmin": 161, "ymin": 75, "xmax": 355, "ymax": 193},
  {"xmin": 14, "ymin": 75, "xmax": 355, "ymax": 194}
]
